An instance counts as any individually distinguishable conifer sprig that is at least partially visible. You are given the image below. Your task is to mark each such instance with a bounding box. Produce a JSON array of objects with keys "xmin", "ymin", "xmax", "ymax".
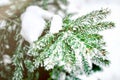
[{"xmin": 12, "ymin": 8, "xmax": 115, "ymax": 80}]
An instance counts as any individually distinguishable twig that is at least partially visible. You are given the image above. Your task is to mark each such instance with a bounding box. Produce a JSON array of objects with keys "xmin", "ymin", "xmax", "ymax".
[{"xmin": 0, "ymin": 13, "xmax": 20, "ymax": 26}]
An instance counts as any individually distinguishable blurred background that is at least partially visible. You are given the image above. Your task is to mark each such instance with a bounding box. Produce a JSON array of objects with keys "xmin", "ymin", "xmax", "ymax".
[{"xmin": 0, "ymin": 0, "xmax": 120, "ymax": 80}]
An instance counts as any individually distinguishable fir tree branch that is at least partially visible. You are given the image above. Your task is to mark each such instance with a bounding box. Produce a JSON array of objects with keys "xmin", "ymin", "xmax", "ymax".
[
  {"xmin": 92, "ymin": 55, "xmax": 110, "ymax": 66},
  {"xmin": 12, "ymin": 43, "xmax": 24, "ymax": 80},
  {"xmin": 76, "ymin": 33, "xmax": 105, "ymax": 50},
  {"xmin": 81, "ymin": 21, "xmax": 114, "ymax": 33},
  {"xmin": 11, "ymin": 8, "xmax": 115, "ymax": 80},
  {"xmin": 74, "ymin": 8, "xmax": 110, "ymax": 25}
]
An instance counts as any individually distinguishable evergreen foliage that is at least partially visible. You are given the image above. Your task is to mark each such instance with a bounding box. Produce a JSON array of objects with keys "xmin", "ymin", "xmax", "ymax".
[{"xmin": 12, "ymin": 9, "xmax": 114, "ymax": 80}]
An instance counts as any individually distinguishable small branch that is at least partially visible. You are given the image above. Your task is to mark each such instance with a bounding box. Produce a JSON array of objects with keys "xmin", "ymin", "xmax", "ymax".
[{"xmin": 0, "ymin": 13, "xmax": 20, "ymax": 26}]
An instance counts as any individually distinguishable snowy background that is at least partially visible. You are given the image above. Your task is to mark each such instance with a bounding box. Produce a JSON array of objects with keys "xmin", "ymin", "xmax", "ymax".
[
  {"xmin": 69, "ymin": 0, "xmax": 120, "ymax": 80},
  {"xmin": 0, "ymin": 0, "xmax": 11, "ymax": 6},
  {"xmin": 0, "ymin": 0, "xmax": 120, "ymax": 80}
]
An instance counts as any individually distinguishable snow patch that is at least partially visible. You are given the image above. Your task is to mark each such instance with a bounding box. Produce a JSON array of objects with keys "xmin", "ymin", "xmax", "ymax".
[
  {"xmin": 20, "ymin": 6, "xmax": 46, "ymax": 44},
  {"xmin": 50, "ymin": 15, "xmax": 63, "ymax": 34},
  {"xmin": 0, "ymin": 0, "xmax": 11, "ymax": 6}
]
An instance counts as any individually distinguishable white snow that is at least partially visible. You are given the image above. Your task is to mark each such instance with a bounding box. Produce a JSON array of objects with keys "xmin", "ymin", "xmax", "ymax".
[
  {"xmin": 2, "ymin": 54, "xmax": 11, "ymax": 65},
  {"xmin": 26, "ymin": 6, "xmax": 54, "ymax": 20},
  {"xmin": 50, "ymin": 15, "xmax": 63, "ymax": 34},
  {"xmin": 0, "ymin": 0, "xmax": 11, "ymax": 6},
  {"xmin": 20, "ymin": 6, "xmax": 46, "ymax": 44},
  {"xmin": 0, "ymin": 20, "xmax": 6, "ymax": 29},
  {"xmin": 20, "ymin": 6, "xmax": 63, "ymax": 44}
]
